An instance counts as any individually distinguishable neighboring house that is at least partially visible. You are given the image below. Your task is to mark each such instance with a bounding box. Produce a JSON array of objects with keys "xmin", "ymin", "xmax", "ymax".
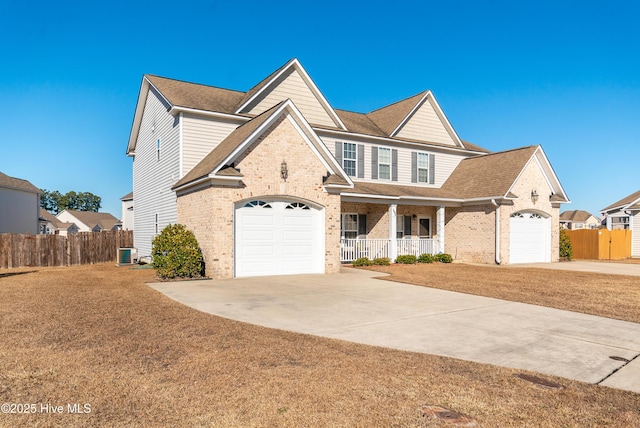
[
  {"xmin": 600, "ymin": 189, "xmax": 640, "ymax": 257},
  {"xmin": 559, "ymin": 210, "xmax": 600, "ymax": 230},
  {"xmin": 126, "ymin": 58, "xmax": 570, "ymax": 279},
  {"xmin": 39, "ymin": 208, "xmax": 79, "ymax": 236},
  {"xmin": 56, "ymin": 210, "xmax": 121, "ymax": 233},
  {"xmin": 121, "ymin": 192, "xmax": 134, "ymax": 230},
  {"xmin": 0, "ymin": 171, "xmax": 40, "ymax": 235}
]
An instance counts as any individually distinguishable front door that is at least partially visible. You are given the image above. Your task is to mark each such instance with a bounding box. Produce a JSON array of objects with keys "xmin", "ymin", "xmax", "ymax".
[{"xmin": 418, "ymin": 217, "xmax": 431, "ymax": 238}]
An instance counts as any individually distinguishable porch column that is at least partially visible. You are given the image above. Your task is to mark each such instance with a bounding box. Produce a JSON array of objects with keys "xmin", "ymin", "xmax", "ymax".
[
  {"xmin": 389, "ymin": 204, "xmax": 397, "ymax": 261},
  {"xmin": 606, "ymin": 215, "xmax": 612, "ymax": 230},
  {"xmin": 436, "ymin": 206, "xmax": 445, "ymax": 253}
]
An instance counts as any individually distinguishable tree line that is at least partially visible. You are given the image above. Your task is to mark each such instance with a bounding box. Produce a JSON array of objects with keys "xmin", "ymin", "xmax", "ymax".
[{"xmin": 40, "ymin": 190, "xmax": 102, "ymax": 214}]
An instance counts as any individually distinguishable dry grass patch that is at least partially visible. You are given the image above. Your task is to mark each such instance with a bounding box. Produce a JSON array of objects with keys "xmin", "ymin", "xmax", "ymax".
[
  {"xmin": 365, "ymin": 263, "xmax": 640, "ymax": 323},
  {"xmin": 0, "ymin": 263, "xmax": 638, "ymax": 427}
]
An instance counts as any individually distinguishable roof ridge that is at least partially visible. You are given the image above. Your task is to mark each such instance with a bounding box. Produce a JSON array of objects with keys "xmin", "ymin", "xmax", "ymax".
[{"xmin": 366, "ymin": 91, "xmax": 428, "ymax": 114}]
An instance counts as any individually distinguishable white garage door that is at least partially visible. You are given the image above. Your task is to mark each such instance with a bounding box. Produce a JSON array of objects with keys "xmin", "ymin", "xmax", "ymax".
[
  {"xmin": 510, "ymin": 212, "xmax": 551, "ymax": 264},
  {"xmin": 235, "ymin": 200, "xmax": 324, "ymax": 277}
]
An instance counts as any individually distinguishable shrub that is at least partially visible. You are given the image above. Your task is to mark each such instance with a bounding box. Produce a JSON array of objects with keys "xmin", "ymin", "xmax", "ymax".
[
  {"xmin": 418, "ymin": 253, "xmax": 435, "ymax": 264},
  {"xmin": 559, "ymin": 228, "xmax": 573, "ymax": 260},
  {"xmin": 434, "ymin": 253, "xmax": 453, "ymax": 263},
  {"xmin": 152, "ymin": 224, "xmax": 204, "ymax": 279},
  {"xmin": 395, "ymin": 254, "xmax": 417, "ymax": 264},
  {"xmin": 352, "ymin": 257, "xmax": 372, "ymax": 267},
  {"xmin": 372, "ymin": 257, "xmax": 391, "ymax": 266}
]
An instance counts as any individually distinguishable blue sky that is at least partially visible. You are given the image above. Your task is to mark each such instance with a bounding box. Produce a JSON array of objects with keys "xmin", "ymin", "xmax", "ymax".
[{"xmin": 1, "ymin": 0, "xmax": 638, "ymax": 218}]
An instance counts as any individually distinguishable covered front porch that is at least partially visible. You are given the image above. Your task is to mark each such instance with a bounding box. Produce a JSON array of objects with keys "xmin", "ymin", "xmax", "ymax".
[{"xmin": 339, "ymin": 200, "xmax": 446, "ymax": 263}]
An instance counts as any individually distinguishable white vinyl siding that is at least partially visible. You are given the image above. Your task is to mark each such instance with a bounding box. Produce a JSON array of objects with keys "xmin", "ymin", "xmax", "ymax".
[
  {"xmin": 132, "ymin": 88, "xmax": 180, "ymax": 257},
  {"xmin": 243, "ymin": 68, "xmax": 338, "ymax": 128},
  {"xmin": 395, "ymin": 99, "xmax": 456, "ymax": 146},
  {"xmin": 323, "ymin": 135, "xmax": 465, "ymax": 187},
  {"xmin": 343, "ymin": 143, "xmax": 357, "ymax": 176},
  {"xmin": 181, "ymin": 113, "xmax": 240, "ymax": 176},
  {"xmin": 633, "ymin": 212, "xmax": 640, "ymax": 258}
]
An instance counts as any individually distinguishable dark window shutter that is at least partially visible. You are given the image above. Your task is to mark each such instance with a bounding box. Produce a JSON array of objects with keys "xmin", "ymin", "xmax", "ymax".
[
  {"xmin": 357, "ymin": 144, "xmax": 365, "ymax": 178},
  {"xmin": 429, "ymin": 154, "xmax": 435, "ymax": 184},
  {"xmin": 411, "ymin": 152, "xmax": 417, "ymax": 183},
  {"xmin": 335, "ymin": 142, "xmax": 343, "ymax": 166},
  {"xmin": 358, "ymin": 214, "xmax": 367, "ymax": 238},
  {"xmin": 404, "ymin": 215, "xmax": 412, "ymax": 237},
  {"xmin": 392, "ymin": 149, "xmax": 398, "ymax": 181},
  {"xmin": 371, "ymin": 147, "xmax": 378, "ymax": 179}
]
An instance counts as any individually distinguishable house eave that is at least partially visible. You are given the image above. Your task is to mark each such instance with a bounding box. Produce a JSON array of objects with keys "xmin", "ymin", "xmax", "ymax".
[
  {"xmin": 315, "ymin": 127, "xmax": 486, "ymax": 155},
  {"xmin": 172, "ymin": 174, "xmax": 242, "ymax": 193}
]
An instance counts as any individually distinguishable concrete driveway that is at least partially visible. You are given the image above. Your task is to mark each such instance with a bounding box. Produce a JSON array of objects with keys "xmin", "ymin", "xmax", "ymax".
[{"xmin": 150, "ymin": 267, "xmax": 640, "ymax": 394}]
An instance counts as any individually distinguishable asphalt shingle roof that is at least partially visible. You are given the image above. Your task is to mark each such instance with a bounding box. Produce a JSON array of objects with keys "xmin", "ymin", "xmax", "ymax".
[{"xmin": 0, "ymin": 171, "xmax": 40, "ymax": 194}]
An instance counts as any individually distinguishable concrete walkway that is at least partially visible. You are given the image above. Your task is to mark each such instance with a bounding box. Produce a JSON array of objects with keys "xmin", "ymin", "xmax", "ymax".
[{"xmin": 150, "ymin": 268, "xmax": 640, "ymax": 394}]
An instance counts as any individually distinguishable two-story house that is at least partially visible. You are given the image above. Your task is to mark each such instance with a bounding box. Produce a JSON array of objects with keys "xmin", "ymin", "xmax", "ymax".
[{"xmin": 127, "ymin": 59, "xmax": 569, "ymax": 278}]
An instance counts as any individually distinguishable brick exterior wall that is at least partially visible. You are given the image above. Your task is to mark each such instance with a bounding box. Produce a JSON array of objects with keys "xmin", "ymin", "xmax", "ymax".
[
  {"xmin": 177, "ymin": 114, "xmax": 341, "ymax": 279},
  {"xmin": 501, "ymin": 158, "xmax": 560, "ymax": 263},
  {"xmin": 445, "ymin": 205, "xmax": 496, "ymax": 263}
]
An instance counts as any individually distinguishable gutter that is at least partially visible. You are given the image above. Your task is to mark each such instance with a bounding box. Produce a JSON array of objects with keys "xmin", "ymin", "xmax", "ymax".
[{"xmin": 491, "ymin": 199, "xmax": 501, "ymax": 265}]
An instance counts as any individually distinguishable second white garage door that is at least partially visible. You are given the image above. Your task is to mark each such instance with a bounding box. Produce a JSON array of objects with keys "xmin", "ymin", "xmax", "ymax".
[
  {"xmin": 509, "ymin": 211, "xmax": 551, "ymax": 264},
  {"xmin": 235, "ymin": 200, "xmax": 324, "ymax": 277}
]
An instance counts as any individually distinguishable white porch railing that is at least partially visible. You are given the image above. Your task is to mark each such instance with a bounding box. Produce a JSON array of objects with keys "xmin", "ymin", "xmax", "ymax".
[{"xmin": 340, "ymin": 238, "xmax": 435, "ymax": 263}]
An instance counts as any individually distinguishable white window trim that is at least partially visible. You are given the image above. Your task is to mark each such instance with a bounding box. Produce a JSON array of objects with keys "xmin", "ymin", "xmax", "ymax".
[
  {"xmin": 341, "ymin": 213, "xmax": 358, "ymax": 239},
  {"xmin": 417, "ymin": 152, "xmax": 429, "ymax": 183},
  {"xmin": 378, "ymin": 147, "xmax": 391, "ymax": 181},
  {"xmin": 343, "ymin": 142, "xmax": 357, "ymax": 177}
]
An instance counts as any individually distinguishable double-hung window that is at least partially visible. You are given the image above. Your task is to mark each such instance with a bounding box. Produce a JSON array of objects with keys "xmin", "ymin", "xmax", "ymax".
[
  {"xmin": 378, "ymin": 147, "xmax": 391, "ymax": 180},
  {"xmin": 343, "ymin": 143, "xmax": 356, "ymax": 176},
  {"xmin": 417, "ymin": 152, "xmax": 429, "ymax": 183},
  {"xmin": 341, "ymin": 213, "xmax": 358, "ymax": 239}
]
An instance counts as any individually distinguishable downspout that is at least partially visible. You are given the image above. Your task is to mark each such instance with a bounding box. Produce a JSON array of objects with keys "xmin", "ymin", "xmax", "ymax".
[{"xmin": 491, "ymin": 199, "xmax": 501, "ymax": 265}]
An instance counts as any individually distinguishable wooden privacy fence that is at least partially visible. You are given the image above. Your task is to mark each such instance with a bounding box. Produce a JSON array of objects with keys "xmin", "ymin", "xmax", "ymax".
[
  {"xmin": 565, "ymin": 229, "xmax": 631, "ymax": 260},
  {"xmin": 0, "ymin": 230, "xmax": 134, "ymax": 269}
]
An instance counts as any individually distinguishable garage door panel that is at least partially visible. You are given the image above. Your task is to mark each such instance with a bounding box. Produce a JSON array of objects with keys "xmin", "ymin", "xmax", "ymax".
[
  {"xmin": 283, "ymin": 215, "xmax": 314, "ymax": 226},
  {"xmin": 283, "ymin": 245, "xmax": 313, "ymax": 256},
  {"xmin": 242, "ymin": 214, "xmax": 275, "ymax": 226},
  {"xmin": 283, "ymin": 230, "xmax": 313, "ymax": 240},
  {"xmin": 241, "ymin": 244, "xmax": 275, "ymax": 256},
  {"xmin": 242, "ymin": 230, "xmax": 274, "ymax": 240}
]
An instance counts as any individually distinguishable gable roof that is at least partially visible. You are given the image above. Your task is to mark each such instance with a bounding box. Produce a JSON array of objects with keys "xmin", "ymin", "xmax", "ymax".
[
  {"xmin": 442, "ymin": 145, "xmax": 569, "ymax": 201},
  {"xmin": 235, "ymin": 58, "xmax": 347, "ymax": 130},
  {"xmin": 146, "ymin": 75, "xmax": 245, "ymax": 114},
  {"xmin": 128, "ymin": 59, "xmax": 489, "ymax": 156},
  {"xmin": 120, "ymin": 191, "xmax": 133, "ymax": 201},
  {"xmin": 0, "ymin": 171, "xmax": 40, "ymax": 194},
  {"xmin": 560, "ymin": 210, "xmax": 597, "ymax": 222},
  {"xmin": 366, "ymin": 91, "xmax": 464, "ymax": 148},
  {"xmin": 40, "ymin": 209, "xmax": 76, "ymax": 230},
  {"xmin": 58, "ymin": 210, "xmax": 120, "ymax": 230},
  {"xmin": 601, "ymin": 189, "xmax": 640, "ymax": 212},
  {"xmin": 172, "ymin": 99, "xmax": 353, "ymax": 192}
]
